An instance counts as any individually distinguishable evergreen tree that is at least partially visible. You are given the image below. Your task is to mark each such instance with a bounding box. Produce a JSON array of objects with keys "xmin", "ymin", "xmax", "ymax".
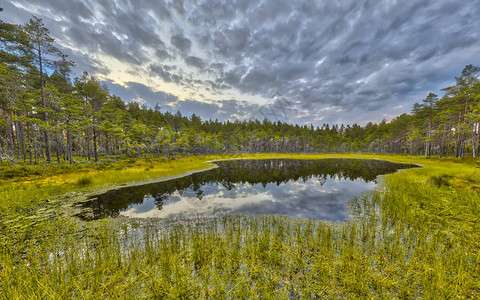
[{"xmin": 24, "ymin": 16, "xmax": 62, "ymax": 163}]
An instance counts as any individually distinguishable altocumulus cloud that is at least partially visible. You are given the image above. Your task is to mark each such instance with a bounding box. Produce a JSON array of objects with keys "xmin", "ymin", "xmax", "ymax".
[{"xmin": 3, "ymin": 0, "xmax": 480, "ymax": 125}]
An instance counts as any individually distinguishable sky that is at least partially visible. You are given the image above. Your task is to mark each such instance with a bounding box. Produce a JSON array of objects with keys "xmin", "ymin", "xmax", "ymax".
[{"xmin": 2, "ymin": 0, "xmax": 480, "ymax": 125}]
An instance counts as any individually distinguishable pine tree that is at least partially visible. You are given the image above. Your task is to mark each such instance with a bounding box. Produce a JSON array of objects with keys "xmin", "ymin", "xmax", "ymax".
[{"xmin": 24, "ymin": 16, "xmax": 63, "ymax": 163}]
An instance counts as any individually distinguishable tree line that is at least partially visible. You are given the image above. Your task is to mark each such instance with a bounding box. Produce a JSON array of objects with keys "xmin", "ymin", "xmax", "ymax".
[{"xmin": 1, "ymin": 10, "xmax": 480, "ymax": 164}]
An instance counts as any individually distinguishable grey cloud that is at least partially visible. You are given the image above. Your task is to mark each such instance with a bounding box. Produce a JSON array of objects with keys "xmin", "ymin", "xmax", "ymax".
[
  {"xmin": 163, "ymin": 65, "xmax": 177, "ymax": 71},
  {"xmin": 168, "ymin": 99, "xmax": 261, "ymax": 122},
  {"xmin": 170, "ymin": 34, "xmax": 192, "ymax": 53},
  {"xmin": 218, "ymin": 99, "xmax": 261, "ymax": 120},
  {"xmin": 148, "ymin": 64, "xmax": 183, "ymax": 84},
  {"xmin": 155, "ymin": 50, "xmax": 171, "ymax": 60},
  {"xmin": 184, "ymin": 56, "xmax": 205, "ymax": 69},
  {"xmin": 105, "ymin": 80, "xmax": 179, "ymax": 107},
  {"xmin": 4, "ymin": 0, "xmax": 480, "ymax": 125},
  {"xmin": 221, "ymin": 70, "xmax": 242, "ymax": 85},
  {"xmin": 169, "ymin": 0, "xmax": 185, "ymax": 15},
  {"xmin": 209, "ymin": 63, "xmax": 225, "ymax": 72},
  {"xmin": 148, "ymin": 64, "xmax": 172, "ymax": 82},
  {"xmin": 205, "ymin": 80, "xmax": 230, "ymax": 91},
  {"xmin": 238, "ymin": 68, "xmax": 278, "ymax": 95},
  {"xmin": 6, "ymin": 0, "xmax": 170, "ymax": 74}
]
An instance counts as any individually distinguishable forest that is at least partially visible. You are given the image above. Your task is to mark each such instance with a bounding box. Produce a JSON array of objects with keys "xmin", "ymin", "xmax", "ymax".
[{"xmin": 2, "ymin": 12, "xmax": 480, "ymax": 165}]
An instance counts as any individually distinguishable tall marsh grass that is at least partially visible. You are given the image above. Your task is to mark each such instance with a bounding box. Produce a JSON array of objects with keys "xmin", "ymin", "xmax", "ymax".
[{"xmin": 0, "ymin": 154, "xmax": 479, "ymax": 298}]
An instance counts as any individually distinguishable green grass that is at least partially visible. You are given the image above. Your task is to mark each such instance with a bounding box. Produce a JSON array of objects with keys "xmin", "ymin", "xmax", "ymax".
[{"xmin": 1, "ymin": 154, "xmax": 479, "ymax": 298}]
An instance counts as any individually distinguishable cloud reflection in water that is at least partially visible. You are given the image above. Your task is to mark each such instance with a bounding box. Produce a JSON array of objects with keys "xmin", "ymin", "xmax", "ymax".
[{"xmin": 84, "ymin": 159, "xmax": 416, "ymax": 221}]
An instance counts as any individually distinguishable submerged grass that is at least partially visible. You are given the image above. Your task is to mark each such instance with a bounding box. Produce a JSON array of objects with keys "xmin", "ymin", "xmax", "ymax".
[{"xmin": 1, "ymin": 153, "xmax": 479, "ymax": 298}]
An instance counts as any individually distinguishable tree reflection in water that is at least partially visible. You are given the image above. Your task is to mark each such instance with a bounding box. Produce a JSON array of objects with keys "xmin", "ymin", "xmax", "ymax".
[{"xmin": 81, "ymin": 159, "xmax": 417, "ymax": 221}]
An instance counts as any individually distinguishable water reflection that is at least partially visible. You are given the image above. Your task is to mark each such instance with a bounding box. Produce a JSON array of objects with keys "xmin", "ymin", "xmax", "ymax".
[{"xmin": 81, "ymin": 159, "xmax": 417, "ymax": 221}]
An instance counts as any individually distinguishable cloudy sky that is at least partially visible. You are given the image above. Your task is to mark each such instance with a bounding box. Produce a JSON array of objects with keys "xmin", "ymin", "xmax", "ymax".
[{"xmin": 2, "ymin": 0, "xmax": 480, "ymax": 125}]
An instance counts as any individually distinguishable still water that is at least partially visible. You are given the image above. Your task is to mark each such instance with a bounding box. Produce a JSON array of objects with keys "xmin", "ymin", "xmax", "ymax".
[{"xmin": 82, "ymin": 159, "xmax": 416, "ymax": 221}]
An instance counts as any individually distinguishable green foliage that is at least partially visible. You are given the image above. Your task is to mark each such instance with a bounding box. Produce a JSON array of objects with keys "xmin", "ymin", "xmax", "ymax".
[
  {"xmin": 76, "ymin": 175, "xmax": 93, "ymax": 186},
  {"xmin": 428, "ymin": 174, "xmax": 453, "ymax": 187}
]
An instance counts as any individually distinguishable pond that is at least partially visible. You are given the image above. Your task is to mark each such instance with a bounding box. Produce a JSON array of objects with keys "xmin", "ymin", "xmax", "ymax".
[{"xmin": 80, "ymin": 159, "xmax": 417, "ymax": 221}]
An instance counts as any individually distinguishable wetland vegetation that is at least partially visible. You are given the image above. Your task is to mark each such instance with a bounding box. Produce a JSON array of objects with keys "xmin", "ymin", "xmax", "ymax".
[{"xmin": 1, "ymin": 154, "xmax": 479, "ymax": 298}]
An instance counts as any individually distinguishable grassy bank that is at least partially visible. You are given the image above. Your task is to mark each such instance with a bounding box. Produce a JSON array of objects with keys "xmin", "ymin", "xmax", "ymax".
[{"xmin": 1, "ymin": 154, "xmax": 479, "ymax": 298}]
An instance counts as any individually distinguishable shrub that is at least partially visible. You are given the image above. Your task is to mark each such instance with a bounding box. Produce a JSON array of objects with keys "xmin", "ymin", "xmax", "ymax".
[{"xmin": 76, "ymin": 176, "xmax": 93, "ymax": 186}]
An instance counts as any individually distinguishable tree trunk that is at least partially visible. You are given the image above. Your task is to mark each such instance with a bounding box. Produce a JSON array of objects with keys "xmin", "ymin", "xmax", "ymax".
[
  {"xmin": 55, "ymin": 132, "xmax": 61, "ymax": 164},
  {"xmin": 92, "ymin": 114, "xmax": 98, "ymax": 162},
  {"xmin": 67, "ymin": 129, "xmax": 73, "ymax": 164},
  {"xmin": 476, "ymin": 122, "xmax": 480, "ymax": 158},
  {"xmin": 93, "ymin": 128, "xmax": 98, "ymax": 162},
  {"xmin": 38, "ymin": 45, "xmax": 52, "ymax": 163}
]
